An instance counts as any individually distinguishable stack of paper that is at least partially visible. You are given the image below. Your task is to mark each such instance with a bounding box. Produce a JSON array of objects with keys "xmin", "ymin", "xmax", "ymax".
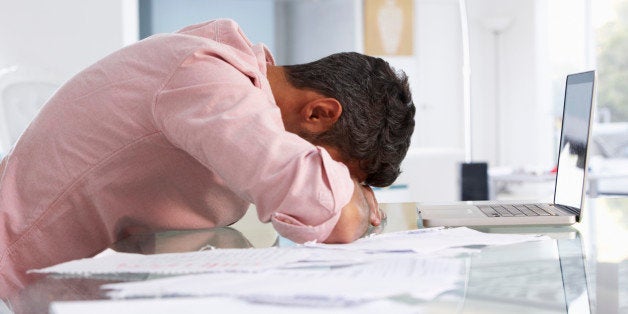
[
  {"xmin": 101, "ymin": 256, "xmax": 466, "ymax": 303},
  {"xmin": 39, "ymin": 227, "xmax": 550, "ymax": 312},
  {"xmin": 33, "ymin": 227, "xmax": 546, "ymax": 278}
]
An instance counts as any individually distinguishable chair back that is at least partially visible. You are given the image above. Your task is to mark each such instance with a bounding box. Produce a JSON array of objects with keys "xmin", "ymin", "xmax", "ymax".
[{"xmin": 0, "ymin": 66, "xmax": 61, "ymax": 156}]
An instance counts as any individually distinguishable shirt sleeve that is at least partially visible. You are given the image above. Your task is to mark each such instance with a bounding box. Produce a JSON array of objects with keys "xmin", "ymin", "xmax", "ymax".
[{"xmin": 152, "ymin": 50, "xmax": 354, "ymax": 243}]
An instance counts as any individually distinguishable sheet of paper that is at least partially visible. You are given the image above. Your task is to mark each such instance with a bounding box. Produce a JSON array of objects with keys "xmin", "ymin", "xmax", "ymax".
[
  {"xmin": 50, "ymin": 297, "xmax": 424, "ymax": 314},
  {"xmin": 305, "ymin": 227, "xmax": 549, "ymax": 254},
  {"xmin": 102, "ymin": 256, "xmax": 466, "ymax": 304},
  {"xmin": 31, "ymin": 247, "xmax": 313, "ymax": 276}
]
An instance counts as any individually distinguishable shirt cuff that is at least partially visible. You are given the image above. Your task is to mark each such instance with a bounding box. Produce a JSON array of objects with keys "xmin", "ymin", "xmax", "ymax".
[{"xmin": 270, "ymin": 210, "xmax": 342, "ymax": 243}]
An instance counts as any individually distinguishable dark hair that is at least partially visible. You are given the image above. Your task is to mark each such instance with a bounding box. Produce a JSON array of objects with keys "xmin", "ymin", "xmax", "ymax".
[{"xmin": 283, "ymin": 52, "xmax": 415, "ymax": 187}]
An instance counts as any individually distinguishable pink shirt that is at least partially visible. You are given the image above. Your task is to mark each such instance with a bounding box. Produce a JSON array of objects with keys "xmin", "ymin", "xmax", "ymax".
[{"xmin": 0, "ymin": 19, "xmax": 353, "ymax": 294}]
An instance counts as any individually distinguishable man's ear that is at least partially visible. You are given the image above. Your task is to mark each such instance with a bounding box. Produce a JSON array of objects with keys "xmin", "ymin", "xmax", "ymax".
[{"xmin": 300, "ymin": 98, "xmax": 342, "ymax": 134}]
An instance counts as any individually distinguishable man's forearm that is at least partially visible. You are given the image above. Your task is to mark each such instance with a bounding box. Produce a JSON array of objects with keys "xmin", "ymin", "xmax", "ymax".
[{"xmin": 324, "ymin": 181, "xmax": 376, "ymax": 243}]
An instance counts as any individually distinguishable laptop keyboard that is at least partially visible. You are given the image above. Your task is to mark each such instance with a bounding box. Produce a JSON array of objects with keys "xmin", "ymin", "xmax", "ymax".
[{"xmin": 478, "ymin": 204, "xmax": 557, "ymax": 217}]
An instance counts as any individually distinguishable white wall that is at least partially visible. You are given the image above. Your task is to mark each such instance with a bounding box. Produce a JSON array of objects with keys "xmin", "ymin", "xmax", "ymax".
[
  {"xmin": 466, "ymin": 0, "xmax": 553, "ymax": 169},
  {"xmin": 412, "ymin": 0, "xmax": 465, "ymax": 150},
  {"xmin": 0, "ymin": 0, "xmax": 138, "ymax": 81}
]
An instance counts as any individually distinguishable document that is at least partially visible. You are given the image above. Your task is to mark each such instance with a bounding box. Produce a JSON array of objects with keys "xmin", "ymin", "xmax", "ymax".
[
  {"xmin": 102, "ymin": 256, "xmax": 467, "ymax": 304},
  {"xmin": 305, "ymin": 226, "xmax": 549, "ymax": 254},
  {"xmin": 50, "ymin": 297, "xmax": 424, "ymax": 314},
  {"xmin": 31, "ymin": 247, "xmax": 312, "ymax": 276}
]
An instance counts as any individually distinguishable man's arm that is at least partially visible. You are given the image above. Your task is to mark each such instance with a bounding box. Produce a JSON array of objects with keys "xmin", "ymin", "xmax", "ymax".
[{"xmin": 323, "ymin": 180, "xmax": 382, "ymax": 243}]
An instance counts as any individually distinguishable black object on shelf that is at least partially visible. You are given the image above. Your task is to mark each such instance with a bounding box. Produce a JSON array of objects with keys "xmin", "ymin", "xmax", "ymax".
[{"xmin": 460, "ymin": 162, "xmax": 489, "ymax": 201}]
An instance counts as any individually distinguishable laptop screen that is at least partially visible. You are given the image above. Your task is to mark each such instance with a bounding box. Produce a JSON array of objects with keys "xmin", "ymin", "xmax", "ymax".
[{"xmin": 554, "ymin": 71, "xmax": 595, "ymax": 211}]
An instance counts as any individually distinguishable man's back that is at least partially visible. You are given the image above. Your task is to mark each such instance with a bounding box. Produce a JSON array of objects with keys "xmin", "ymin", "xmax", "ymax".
[{"xmin": 0, "ymin": 20, "xmax": 256, "ymax": 293}]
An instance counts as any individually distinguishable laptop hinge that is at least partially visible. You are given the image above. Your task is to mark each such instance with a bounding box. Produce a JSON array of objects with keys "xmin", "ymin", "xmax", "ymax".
[{"xmin": 554, "ymin": 204, "xmax": 581, "ymax": 221}]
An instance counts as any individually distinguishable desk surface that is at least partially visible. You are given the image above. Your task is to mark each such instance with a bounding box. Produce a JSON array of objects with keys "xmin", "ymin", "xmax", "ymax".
[{"xmin": 3, "ymin": 197, "xmax": 627, "ymax": 314}]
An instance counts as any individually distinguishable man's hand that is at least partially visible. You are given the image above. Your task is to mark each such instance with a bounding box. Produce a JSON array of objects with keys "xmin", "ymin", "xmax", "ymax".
[{"xmin": 323, "ymin": 180, "xmax": 383, "ymax": 243}]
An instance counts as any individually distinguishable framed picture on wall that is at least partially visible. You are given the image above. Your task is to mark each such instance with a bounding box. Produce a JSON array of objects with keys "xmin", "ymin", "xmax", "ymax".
[{"xmin": 364, "ymin": 0, "xmax": 414, "ymax": 56}]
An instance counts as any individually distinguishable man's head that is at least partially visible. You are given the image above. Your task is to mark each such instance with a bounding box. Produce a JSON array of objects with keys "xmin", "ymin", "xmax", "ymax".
[{"xmin": 269, "ymin": 52, "xmax": 415, "ymax": 187}]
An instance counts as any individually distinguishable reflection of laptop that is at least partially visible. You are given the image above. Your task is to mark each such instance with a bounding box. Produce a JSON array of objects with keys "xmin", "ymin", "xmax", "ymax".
[{"xmin": 418, "ymin": 71, "xmax": 596, "ymax": 227}]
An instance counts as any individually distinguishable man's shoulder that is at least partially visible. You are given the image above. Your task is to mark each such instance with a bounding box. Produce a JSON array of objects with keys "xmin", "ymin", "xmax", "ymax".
[{"xmin": 175, "ymin": 19, "xmax": 252, "ymax": 47}]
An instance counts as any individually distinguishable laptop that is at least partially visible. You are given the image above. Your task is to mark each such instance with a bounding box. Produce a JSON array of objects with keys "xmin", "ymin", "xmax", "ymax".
[{"xmin": 417, "ymin": 70, "xmax": 596, "ymax": 227}]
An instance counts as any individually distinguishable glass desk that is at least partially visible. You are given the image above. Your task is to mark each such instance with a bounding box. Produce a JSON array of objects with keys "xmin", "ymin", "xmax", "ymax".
[{"xmin": 2, "ymin": 197, "xmax": 627, "ymax": 314}]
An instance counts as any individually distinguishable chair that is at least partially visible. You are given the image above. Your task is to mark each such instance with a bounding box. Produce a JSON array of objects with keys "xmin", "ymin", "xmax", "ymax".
[{"xmin": 0, "ymin": 65, "xmax": 61, "ymax": 156}]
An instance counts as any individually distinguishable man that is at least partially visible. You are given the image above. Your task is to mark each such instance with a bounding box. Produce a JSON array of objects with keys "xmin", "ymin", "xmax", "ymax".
[{"xmin": 0, "ymin": 19, "xmax": 415, "ymax": 294}]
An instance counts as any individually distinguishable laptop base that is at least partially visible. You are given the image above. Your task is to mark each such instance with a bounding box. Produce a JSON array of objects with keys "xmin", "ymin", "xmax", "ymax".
[{"xmin": 417, "ymin": 202, "xmax": 577, "ymax": 227}]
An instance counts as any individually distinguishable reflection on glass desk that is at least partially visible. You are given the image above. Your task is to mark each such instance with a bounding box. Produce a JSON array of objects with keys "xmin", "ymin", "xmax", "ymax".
[{"xmin": 2, "ymin": 198, "xmax": 627, "ymax": 314}]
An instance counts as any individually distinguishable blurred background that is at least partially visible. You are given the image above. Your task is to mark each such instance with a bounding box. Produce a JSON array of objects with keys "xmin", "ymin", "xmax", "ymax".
[{"xmin": 0, "ymin": 0, "xmax": 626, "ymax": 203}]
